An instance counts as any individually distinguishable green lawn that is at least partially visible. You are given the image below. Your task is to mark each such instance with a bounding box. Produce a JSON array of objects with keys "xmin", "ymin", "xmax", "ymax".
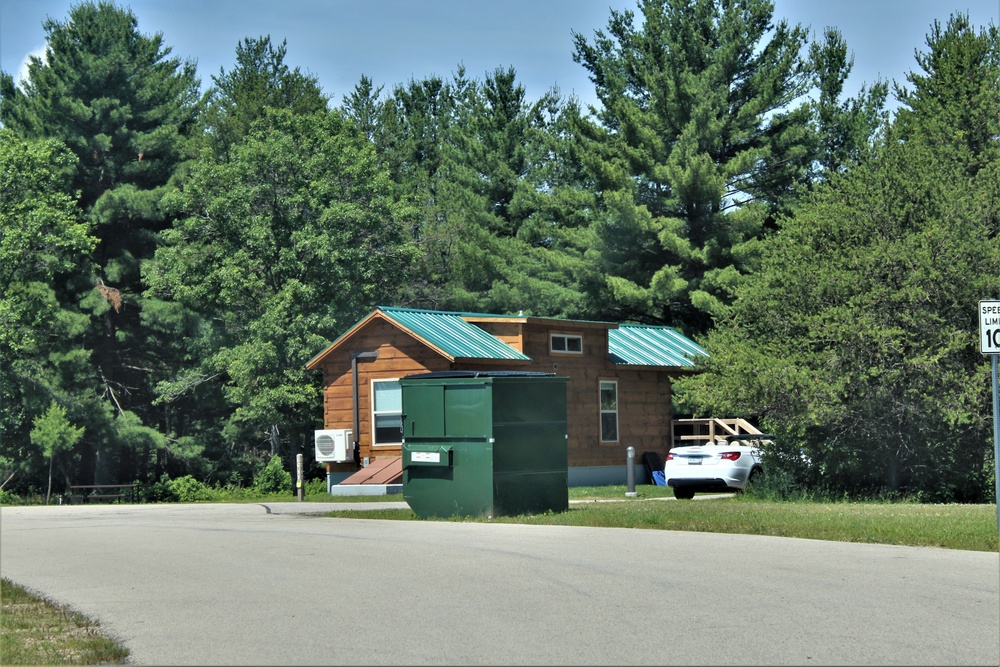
[{"xmin": 322, "ymin": 486, "xmax": 1000, "ymax": 553}]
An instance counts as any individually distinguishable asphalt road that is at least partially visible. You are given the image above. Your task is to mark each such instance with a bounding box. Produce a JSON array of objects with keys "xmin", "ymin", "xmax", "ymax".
[{"xmin": 1, "ymin": 502, "xmax": 998, "ymax": 666}]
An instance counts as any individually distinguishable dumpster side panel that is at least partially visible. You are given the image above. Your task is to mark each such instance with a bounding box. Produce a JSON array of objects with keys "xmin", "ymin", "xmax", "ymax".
[
  {"xmin": 493, "ymin": 470, "xmax": 568, "ymax": 516},
  {"xmin": 492, "ymin": 377, "xmax": 569, "ymax": 515}
]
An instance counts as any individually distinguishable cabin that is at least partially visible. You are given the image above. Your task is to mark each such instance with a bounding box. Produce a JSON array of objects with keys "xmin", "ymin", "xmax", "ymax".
[{"xmin": 305, "ymin": 306, "xmax": 708, "ymax": 487}]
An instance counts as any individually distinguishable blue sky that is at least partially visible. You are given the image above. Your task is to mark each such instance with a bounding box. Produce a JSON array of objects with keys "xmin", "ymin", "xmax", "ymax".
[{"xmin": 1, "ymin": 0, "xmax": 997, "ymax": 111}]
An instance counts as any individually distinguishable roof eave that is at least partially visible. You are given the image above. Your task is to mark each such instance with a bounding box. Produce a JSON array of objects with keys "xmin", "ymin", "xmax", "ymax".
[
  {"xmin": 454, "ymin": 357, "xmax": 533, "ymax": 366},
  {"xmin": 305, "ymin": 309, "xmax": 383, "ymax": 370},
  {"xmin": 307, "ymin": 308, "xmax": 463, "ymax": 370},
  {"xmin": 612, "ymin": 363, "xmax": 704, "ymax": 373}
]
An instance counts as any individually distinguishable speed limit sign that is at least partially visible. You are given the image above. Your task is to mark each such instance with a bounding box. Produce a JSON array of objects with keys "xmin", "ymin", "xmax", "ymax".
[{"xmin": 982, "ymin": 300, "xmax": 1000, "ymax": 354}]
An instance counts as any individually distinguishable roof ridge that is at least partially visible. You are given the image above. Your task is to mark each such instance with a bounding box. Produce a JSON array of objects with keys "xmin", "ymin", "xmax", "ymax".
[
  {"xmin": 378, "ymin": 305, "xmax": 511, "ymax": 318},
  {"xmin": 379, "ymin": 305, "xmax": 616, "ymax": 326}
]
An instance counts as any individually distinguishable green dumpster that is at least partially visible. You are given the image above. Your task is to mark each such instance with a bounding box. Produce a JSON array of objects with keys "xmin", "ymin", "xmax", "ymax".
[{"xmin": 400, "ymin": 371, "xmax": 569, "ymax": 519}]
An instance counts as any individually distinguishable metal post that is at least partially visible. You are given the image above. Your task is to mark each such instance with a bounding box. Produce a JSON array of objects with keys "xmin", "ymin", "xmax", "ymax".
[
  {"xmin": 992, "ymin": 355, "xmax": 999, "ymax": 533},
  {"xmin": 296, "ymin": 453, "xmax": 304, "ymax": 502},
  {"xmin": 626, "ymin": 446, "xmax": 637, "ymax": 497}
]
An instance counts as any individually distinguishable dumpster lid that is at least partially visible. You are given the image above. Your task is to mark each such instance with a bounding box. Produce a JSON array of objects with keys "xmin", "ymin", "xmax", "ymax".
[{"xmin": 404, "ymin": 370, "xmax": 557, "ymax": 380}]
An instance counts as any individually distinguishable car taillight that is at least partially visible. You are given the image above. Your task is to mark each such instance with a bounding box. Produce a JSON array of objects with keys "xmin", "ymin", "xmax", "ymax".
[
  {"xmin": 720, "ymin": 452, "xmax": 742, "ymax": 461},
  {"xmin": 665, "ymin": 452, "xmax": 675, "ymax": 461}
]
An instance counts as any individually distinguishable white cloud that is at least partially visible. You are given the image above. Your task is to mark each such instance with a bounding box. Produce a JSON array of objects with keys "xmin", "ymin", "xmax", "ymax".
[{"xmin": 15, "ymin": 45, "xmax": 46, "ymax": 89}]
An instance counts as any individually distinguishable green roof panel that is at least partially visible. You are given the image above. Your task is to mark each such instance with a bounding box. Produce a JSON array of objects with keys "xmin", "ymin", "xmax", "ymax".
[
  {"xmin": 379, "ymin": 307, "xmax": 531, "ymax": 361},
  {"xmin": 608, "ymin": 324, "xmax": 708, "ymax": 367}
]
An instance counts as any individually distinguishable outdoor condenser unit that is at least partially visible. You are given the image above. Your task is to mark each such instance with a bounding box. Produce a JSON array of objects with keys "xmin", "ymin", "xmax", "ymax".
[{"xmin": 314, "ymin": 429, "xmax": 353, "ymax": 463}]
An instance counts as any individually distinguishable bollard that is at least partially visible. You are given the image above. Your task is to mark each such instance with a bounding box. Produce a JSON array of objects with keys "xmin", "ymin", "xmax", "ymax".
[
  {"xmin": 296, "ymin": 453, "xmax": 304, "ymax": 502},
  {"xmin": 626, "ymin": 446, "xmax": 637, "ymax": 497}
]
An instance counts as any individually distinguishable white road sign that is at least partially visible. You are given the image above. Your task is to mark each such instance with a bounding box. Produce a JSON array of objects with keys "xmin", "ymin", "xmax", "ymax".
[{"xmin": 981, "ymin": 300, "xmax": 1000, "ymax": 354}]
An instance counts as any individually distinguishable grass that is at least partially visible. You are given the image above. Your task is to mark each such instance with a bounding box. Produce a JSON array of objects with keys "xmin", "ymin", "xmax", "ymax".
[
  {"xmin": 321, "ymin": 485, "xmax": 1000, "ymax": 553},
  {"xmin": 0, "ymin": 483, "xmax": 399, "ymax": 506},
  {"xmin": 0, "ymin": 578, "xmax": 129, "ymax": 666},
  {"xmin": 5, "ymin": 482, "xmax": 996, "ymax": 551}
]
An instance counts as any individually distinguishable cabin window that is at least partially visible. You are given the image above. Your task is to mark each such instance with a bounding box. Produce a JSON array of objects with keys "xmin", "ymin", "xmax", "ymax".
[
  {"xmin": 600, "ymin": 380, "xmax": 618, "ymax": 442},
  {"xmin": 372, "ymin": 378, "xmax": 402, "ymax": 446},
  {"xmin": 551, "ymin": 333, "xmax": 583, "ymax": 354}
]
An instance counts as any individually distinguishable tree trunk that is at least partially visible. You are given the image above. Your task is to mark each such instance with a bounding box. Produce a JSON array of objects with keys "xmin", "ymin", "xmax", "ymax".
[
  {"xmin": 46, "ymin": 455, "xmax": 54, "ymax": 505},
  {"xmin": 0, "ymin": 470, "xmax": 15, "ymax": 491},
  {"xmin": 270, "ymin": 424, "xmax": 280, "ymax": 456},
  {"xmin": 886, "ymin": 450, "xmax": 901, "ymax": 492}
]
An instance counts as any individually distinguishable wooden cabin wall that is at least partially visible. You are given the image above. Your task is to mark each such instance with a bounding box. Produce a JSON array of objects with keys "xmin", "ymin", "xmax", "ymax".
[
  {"xmin": 317, "ymin": 319, "xmax": 449, "ymax": 463},
  {"xmin": 517, "ymin": 323, "xmax": 674, "ymax": 468},
  {"xmin": 614, "ymin": 370, "xmax": 673, "ymax": 462},
  {"xmin": 473, "ymin": 321, "xmax": 524, "ymax": 352}
]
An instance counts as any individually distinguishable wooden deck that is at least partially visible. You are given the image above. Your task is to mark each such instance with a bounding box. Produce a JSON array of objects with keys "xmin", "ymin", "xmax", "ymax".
[{"xmin": 338, "ymin": 457, "xmax": 402, "ymax": 485}]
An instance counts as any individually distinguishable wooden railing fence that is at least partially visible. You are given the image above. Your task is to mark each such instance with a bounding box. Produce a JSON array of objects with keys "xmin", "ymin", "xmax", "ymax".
[{"xmin": 671, "ymin": 418, "xmax": 774, "ymax": 446}]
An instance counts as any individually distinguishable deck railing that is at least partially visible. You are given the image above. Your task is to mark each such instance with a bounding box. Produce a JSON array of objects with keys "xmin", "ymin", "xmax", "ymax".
[{"xmin": 671, "ymin": 418, "xmax": 773, "ymax": 446}]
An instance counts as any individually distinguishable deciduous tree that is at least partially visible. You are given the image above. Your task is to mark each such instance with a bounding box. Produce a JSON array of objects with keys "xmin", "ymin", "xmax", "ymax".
[
  {"xmin": 31, "ymin": 401, "xmax": 85, "ymax": 503},
  {"xmin": 678, "ymin": 14, "xmax": 1000, "ymax": 500},
  {"xmin": 145, "ymin": 109, "xmax": 415, "ymax": 476},
  {"xmin": 0, "ymin": 130, "xmax": 96, "ymax": 492}
]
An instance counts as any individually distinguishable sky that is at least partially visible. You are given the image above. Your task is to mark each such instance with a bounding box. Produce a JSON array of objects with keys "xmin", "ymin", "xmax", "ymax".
[{"xmin": 1, "ymin": 0, "xmax": 998, "ymax": 112}]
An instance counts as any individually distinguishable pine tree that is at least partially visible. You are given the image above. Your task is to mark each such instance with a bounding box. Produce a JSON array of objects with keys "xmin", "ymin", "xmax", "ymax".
[
  {"xmin": 894, "ymin": 13, "xmax": 1000, "ymax": 174},
  {"xmin": 342, "ymin": 74, "xmax": 385, "ymax": 143},
  {"xmin": 807, "ymin": 27, "xmax": 889, "ymax": 177},
  {"xmin": 1, "ymin": 1, "xmax": 202, "ymax": 484},
  {"xmin": 202, "ymin": 35, "xmax": 329, "ymax": 159},
  {"xmin": 365, "ymin": 66, "xmax": 591, "ymax": 316},
  {"xmin": 570, "ymin": 0, "xmax": 815, "ymax": 334}
]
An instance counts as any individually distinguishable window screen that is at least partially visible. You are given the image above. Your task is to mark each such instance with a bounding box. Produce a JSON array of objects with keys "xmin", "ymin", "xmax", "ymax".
[
  {"xmin": 372, "ymin": 379, "xmax": 402, "ymax": 445},
  {"xmin": 600, "ymin": 380, "xmax": 618, "ymax": 442},
  {"xmin": 551, "ymin": 334, "xmax": 583, "ymax": 353}
]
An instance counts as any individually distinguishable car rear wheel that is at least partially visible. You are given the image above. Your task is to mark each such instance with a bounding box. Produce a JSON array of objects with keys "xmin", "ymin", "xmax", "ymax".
[
  {"xmin": 673, "ymin": 487, "xmax": 695, "ymax": 500},
  {"xmin": 742, "ymin": 467, "xmax": 763, "ymax": 493}
]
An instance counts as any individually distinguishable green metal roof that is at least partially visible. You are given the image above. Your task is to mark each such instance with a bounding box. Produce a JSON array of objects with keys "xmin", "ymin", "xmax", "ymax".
[
  {"xmin": 309, "ymin": 306, "xmax": 708, "ymax": 369},
  {"xmin": 608, "ymin": 324, "xmax": 708, "ymax": 367},
  {"xmin": 378, "ymin": 307, "xmax": 531, "ymax": 361}
]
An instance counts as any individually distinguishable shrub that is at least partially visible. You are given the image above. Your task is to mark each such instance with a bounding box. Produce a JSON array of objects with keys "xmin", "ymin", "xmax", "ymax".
[
  {"xmin": 983, "ymin": 449, "xmax": 996, "ymax": 505},
  {"xmin": 140, "ymin": 475, "xmax": 176, "ymax": 503},
  {"xmin": 166, "ymin": 475, "xmax": 216, "ymax": 502},
  {"xmin": 253, "ymin": 455, "xmax": 291, "ymax": 495},
  {"xmin": 304, "ymin": 478, "xmax": 327, "ymax": 495},
  {"xmin": 0, "ymin": 489, "xmax": 21, "ymax": 505},
  {"xmin": 743, "ymin": 466, "xmax": 811, "ymax": 502}
]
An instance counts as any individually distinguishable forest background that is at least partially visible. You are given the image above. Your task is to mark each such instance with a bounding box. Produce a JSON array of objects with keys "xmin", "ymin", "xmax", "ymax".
[{"xmin": 1, "ymin": 0, "xmax": 997, "ymax": 503}]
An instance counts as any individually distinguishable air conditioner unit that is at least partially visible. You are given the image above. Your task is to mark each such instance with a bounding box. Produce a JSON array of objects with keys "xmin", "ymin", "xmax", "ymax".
[{"xmin": 314, "ymin": 429, "xmax": 353, "ymax": 463}]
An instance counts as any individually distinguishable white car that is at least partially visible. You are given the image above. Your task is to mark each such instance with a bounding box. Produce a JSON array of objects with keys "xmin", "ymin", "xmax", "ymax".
[{"xmin": 664, "ymin": 435, "xmax": 770, "ymax": 499}]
